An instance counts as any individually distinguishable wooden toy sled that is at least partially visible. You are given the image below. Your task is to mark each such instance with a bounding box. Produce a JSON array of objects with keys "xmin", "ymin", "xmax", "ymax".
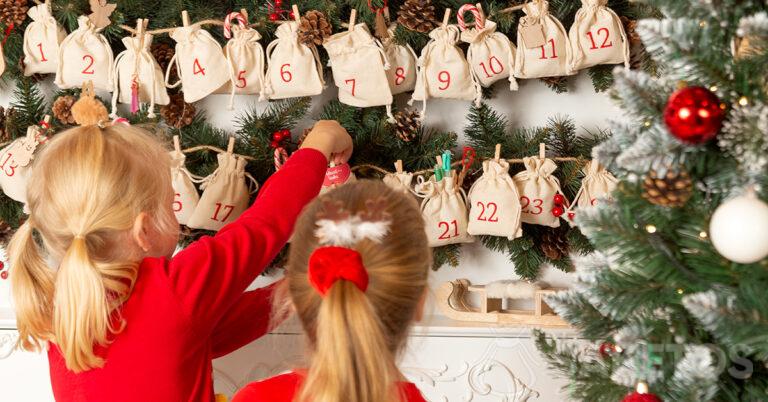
[{"xmin": 436, "ymin": 279, "xmax": 570, "ymax": 328}]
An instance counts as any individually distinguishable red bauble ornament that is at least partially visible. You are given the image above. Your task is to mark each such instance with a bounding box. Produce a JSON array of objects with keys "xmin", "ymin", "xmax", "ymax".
[
  {"xmin": 622, "ymin": 392, "xmax": 662, "ymax": 402},
  {"xmin": 553, "ymin": 193, "xmax": 565, "ymax": 206},
  {"xmin": 0, "ymin": 261, "xmax": 4, "ymax": 270},
  {"xmin": 272, "ymin": 131, "xmax": 282, "ymax": 141},
  {"xmin": 275, "ymin": 0, "xmax": 283, "ymax": 5},
  {"xmin": 663, "ymin": 86, "xmax": 725, "ymax": 144},
  {"xmin": 1, "ymin": 271, "xmax": 7, "ymax": 280},
  {"xmin": 598, "ymin": 342, "xmax": 619, "ymax": 358},
  {"xmin": 269, "ymin": 13, "xmax": 279, "ymax": 21},
  {"xmin": 551, "ymin": 205, "xmax": 564, "ymax": 217}
]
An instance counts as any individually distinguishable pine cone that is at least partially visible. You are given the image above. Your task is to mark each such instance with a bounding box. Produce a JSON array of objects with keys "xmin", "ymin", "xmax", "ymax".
[
  {"xmin": 0, "ymin": 220, "xmax": 12, "ymax": 246},
  {"xmin": 621, "ymin": 16, "xmax": 647, "ymax": 70},
  {"xmin": 160, "ymin": 94, "xmax": 196, "ymax": 129},
  {"xmin": 52, "ymin": 95, "xmax": 77, "ymax": 125},
  {"xmin": 391, "ymin": 110, "xmax": 421, "ymax": 142},
  {"xmin": 0, "ymin": 107, "xmax": 17, "ymax": 142},
  {"xmin": 298, "ymin": 10, "xmax": 331, "ymax": 47},
  {"xmin": 0, "ymin": 0, "xmax": 28, "ymax": 26},
  {"xmin": 642, "ymin": 168, "xmax": 693, "ymax": 207},
  {"xmin": 539, "ymin": 76, "xmax": 568, "ymax": 91},
  {"xmin": 539, "ymin": 228, "xmax": 569, "ymax": 261},
  {"xmin": 397, "ymin": 0, "xmax": 438, "ymax": 33},
  {"xmin": 151, "ymin": 42, "xmax": 177, "ymax": 83}
]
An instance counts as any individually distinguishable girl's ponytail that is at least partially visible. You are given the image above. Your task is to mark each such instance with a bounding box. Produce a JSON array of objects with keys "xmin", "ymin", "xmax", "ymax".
[
  {"xmin": 300, "ymin": 281, "xmax": 397, "ymax": 402},
  {"xmin": 8, "ymin": 221, "xmax": 55, "ymax": 351},
  {"xmin": 52, "ymin": 235, "xmax": 112, "ymax": 372}
]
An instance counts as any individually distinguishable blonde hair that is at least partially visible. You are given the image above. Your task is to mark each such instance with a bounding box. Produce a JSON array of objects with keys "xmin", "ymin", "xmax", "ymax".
[
  {"xmin": 283, "ymin": 180, "xmax": 431, "ymax": 402},
  {"xmin": 8, "ymin": 124, "xmax": 176, "ymax": 373}
]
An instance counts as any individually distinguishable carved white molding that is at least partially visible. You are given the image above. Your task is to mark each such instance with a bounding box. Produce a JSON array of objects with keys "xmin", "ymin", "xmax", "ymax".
[{"xmin": 0, "ymin": 332, "xmax": 18, "ymax": 359}]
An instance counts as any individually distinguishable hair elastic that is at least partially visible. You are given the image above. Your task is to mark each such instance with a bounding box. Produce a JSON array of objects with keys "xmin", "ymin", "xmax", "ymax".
[{"xmin": 308, "ymin": 246, "xmax": 369, "ymax": 296}]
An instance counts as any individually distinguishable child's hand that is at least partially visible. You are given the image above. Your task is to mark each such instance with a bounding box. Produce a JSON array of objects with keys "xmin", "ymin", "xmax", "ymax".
[{"xmin": 300, "ymin": 120, "xmax": 354, "ymax": 164}]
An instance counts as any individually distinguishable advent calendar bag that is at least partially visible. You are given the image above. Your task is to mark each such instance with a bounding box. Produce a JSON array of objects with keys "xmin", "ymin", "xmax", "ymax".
[
  {"xmin": 0, "ymin": 125, "xmax": 46, "ymax": 204},
  {"xmin": 513, "ymin": 156, "xmax": 564, "ymax": 227},
  {"xmin": 261, "ymin": 21, "xmax": 324, "ymax": 100},
  {"xmin": 411, "ymin": 25, "xmax": 480, "ymax": 117},
  {"xmin": 218, "ymin": 25, "xmax": 265, "ymax": 105},
  {"xmin": 381, "ymin": 28, "xmax": 417, "ymax": 95},
  {"xmin": 169, "ymin": 138, "xmax": 200, "ymax": 226},
  {"xmin": 461, "ymin": 20, "xmax": 518, "ymax": 90},
  {"xmin": 568, "ymin": 0, "xmax": 629, "ymax": 72},
  {"xmin": 416, "ymin": 176, "xmax": 473, "ymax": 247},
  {"xmin": 513, "ymin": 1, "xmax": 572, "ymax": 79},
  {"xmin": 383, "ymin": 172, "xmax": 414, "ymax": 194},
  {"xmin": 22, "ymin": 3, "xmax": 66, "ymax": 76},
  {"xmin": 566, "ymin": 160, "xmax": 617, "ymax": 223},
  {"xmin": 467, "ymin": 159, "xmax": 522, "ymax": 239},
  {"xmin": 55, "ymin": 16, "xmax": 114, "ymax": 91},
  {"xmin": 111, "ymin": 33, "xmax": 170, "ymax": 118},
  {"xmin": 324, "ymin": 24, "xmax": 393, "ymax": 108},
  {"xmin": 166, "ymin": 25, "xmax": 230, "ymax": 103},
  {"xmin": 186, "ymin": 149, "xmax": 250, "ymax": 231}
]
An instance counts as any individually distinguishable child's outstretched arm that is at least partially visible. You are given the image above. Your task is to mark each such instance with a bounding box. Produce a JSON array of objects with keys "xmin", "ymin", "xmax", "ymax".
[{"xmin": 161, "ymin": 121, "xmax": 352, "ymax": 337}]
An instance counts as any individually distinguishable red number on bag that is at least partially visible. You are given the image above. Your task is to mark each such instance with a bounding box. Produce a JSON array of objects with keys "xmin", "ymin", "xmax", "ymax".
[
  {"xmin": 236, "ymin": 70, "xmax": 247, "ymax": 88},
  {"xmin": 438, "ymin": 220, "xmax": 459, "ymax": 240},
  {"xmin": 479, "ymin": 56, "xmax": 504, "ymax": 78},
  {"xmin": 476, "ymin": 202, "xmax": 499, "ymax": 222},
  {"xmin": 437, "ymin": 71, "xmax": 451, "ymax": 90},
  {"xmin": 0, "ymin": 153, "xmax": 16, "ymax": 177},
  {"xmin": 394, "ymin": 67, "xmax": 406, "ymax": 85},
  {"xmin": 520, "ymin": 197, "xmax": 544, "ymax": 215},
  {"xmin": 81, "ymin": 55, "xmax": 95, "ymax": 74},
  {"xmin": 36, "ymin": 43, "xmax": 47, "ymax": 62},
  {"xmin": 344, "ymin": 78, "xmax": 356, "ymax": 96},
  {"xmin": 538, "ymin": 39, "xmax": 558, "ymax": 60},
  {"xmin": 280, "ymin": 64, "xmax": 292, "ymax": 82},
  {"xmin": 193, "ymin": 58, "xmax": 206, "ymax": 76},
  {"xmin": 212, "ymin": 203, "xmax": 236, "ymax": 222},
  {"xmin": 173, "ymin": 193, "xmax": 183, "ymax": 212},
  {"xmin": 587, "ymin": 28, "xmax": 613, "ymax": 50}
]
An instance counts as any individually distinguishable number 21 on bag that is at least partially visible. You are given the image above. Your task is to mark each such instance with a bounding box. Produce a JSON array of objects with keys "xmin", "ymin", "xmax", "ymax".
[{"xmin": 438, "ymin": 220, "xmax": 459, "ymax": 240}]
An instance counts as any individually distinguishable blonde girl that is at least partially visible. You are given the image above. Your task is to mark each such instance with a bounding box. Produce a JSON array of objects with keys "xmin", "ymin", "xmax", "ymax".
[
  {"xmin": 9, "ymin": 120, "xmax": 352, "ymax": 401},
  {"xmin": 233, "ymin": 180, "xmax": 431, "ymax": 402}
]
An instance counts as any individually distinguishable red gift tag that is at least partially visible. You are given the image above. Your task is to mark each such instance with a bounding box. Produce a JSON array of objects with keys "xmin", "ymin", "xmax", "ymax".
[{"xmin": 323, "ymin": 163, "xmax": 352, "ymax": 187}]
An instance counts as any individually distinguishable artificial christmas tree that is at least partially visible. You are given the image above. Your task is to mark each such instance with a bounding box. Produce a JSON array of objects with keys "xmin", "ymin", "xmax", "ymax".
[{"xmin": 536, "ymin": 1, "xmax": 768, "ymax": 401}]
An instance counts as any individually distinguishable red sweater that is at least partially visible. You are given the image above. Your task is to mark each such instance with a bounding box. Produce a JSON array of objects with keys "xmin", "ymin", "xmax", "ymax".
[
  {"xmin": 47, "ymin": 149, "xmax": 328, "ymax": 402},
  {"xmin": 232, "ymin": 371, "xmax": 428, "ymax": 402}
]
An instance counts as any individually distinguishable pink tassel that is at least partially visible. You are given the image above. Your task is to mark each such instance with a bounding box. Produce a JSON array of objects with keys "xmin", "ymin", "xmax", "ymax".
[{"xmin": 130, "ymin": 76, "xmax": 139, "ymax": 114}]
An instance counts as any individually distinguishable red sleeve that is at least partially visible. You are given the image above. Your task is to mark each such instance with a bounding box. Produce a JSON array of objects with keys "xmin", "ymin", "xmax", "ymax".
[
  {"xmin": 210, "ymin": 281, "xmax": 286, "ymax": 358},
  {"xmin": 163, "ymin": 149, "xmax": 327, "ymax": 335}
]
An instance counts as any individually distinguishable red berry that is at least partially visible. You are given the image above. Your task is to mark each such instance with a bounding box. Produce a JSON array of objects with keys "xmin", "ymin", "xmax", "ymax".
[
  {"xmin": 288, "ymin": 11, "xmax": 295, "ymax": 19},
  {"xmin": 281, "ymin": 129, "xmax": 290, "ymax": 138},
  {"xmin": 551, "ymin": 205, "xmax": 564, "ymax": 217},
  {"xmin": 270, "ymin": 140, "xmax": 280, "ymax": 148},
  {"xmin": 272, "ymin": 131, "xmax": 282, "ymax": 141},
  {"xmin": 269, "ymin": 13, "xmax": 279, "ymax": 21},
  {"xmin": 1, "ymin": 271, "xmax": 7, "ymax": 280},
  {"xmin": 567, "ymin": 212, "xmax": 576, "ymax": 220},
  {"xmin": 275, "ymin": 0, "xmax": 283, "ymax": 5},
  {"xmin": 553, "ymin": 194, "xmax": 565, "ymax": 206},
  {"xmin": 0, "ymin": 261, "xmax": 4, "ymax": 270}
]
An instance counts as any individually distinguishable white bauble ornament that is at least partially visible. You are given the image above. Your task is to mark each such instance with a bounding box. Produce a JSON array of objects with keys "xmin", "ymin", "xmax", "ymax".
[{"xmin": 709, "ymin": 190, "xmax": 768, "ymax": 264}]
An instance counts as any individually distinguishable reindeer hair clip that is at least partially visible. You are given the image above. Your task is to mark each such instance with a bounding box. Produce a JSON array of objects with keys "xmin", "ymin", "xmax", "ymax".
[{"xmin": 314, "ymin": 197, "xmax": 391, "ymax": 247}]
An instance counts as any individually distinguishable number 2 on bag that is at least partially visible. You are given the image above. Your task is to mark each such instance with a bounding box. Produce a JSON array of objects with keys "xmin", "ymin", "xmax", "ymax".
[
  {"xmin": 81, "ymin": 55, "xmax": 95, "ymax": 74},
  {"xmin": 586, "ymin": 28, "xmax": 613, "ymax": 50},
  {"xmin": 0, "ymin": 153, "xmax": 16, "ymax": 177},
  {"xmin": 438, "ymin": 220, "xmax": 459, "ymax": 240},
  {"xmin": 476, "ymin": 202, "xmax": 499, "ymax": 222},
  {"xmin": 211, "ymin": 203, "xmax": 235, "ymax": 222},
  {"xmin": 520, "ymin": 196, "xmax": 543, "ymax": 215}
]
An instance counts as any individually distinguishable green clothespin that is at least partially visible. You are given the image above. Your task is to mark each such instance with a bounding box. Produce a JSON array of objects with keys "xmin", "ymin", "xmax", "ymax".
[
  {"xmin": 442, "ymin": 151, "xmax": 451, "ymax": 175},
  {"xmin": 434, "ymin": 166, "xmax": 443, "ymax": 182}
]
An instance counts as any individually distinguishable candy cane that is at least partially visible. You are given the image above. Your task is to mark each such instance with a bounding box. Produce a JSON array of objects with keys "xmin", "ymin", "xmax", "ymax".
[
  {"xmin": 224, "ymin": 12, "xmax": 248, "ymax": 39},
  {"xmin": 457, "ymin": 4, "xmax": 484, "ymax": 31},
  {"xmin": 274, "ymin": 147, "xmax": 289, "ymax": 171}
]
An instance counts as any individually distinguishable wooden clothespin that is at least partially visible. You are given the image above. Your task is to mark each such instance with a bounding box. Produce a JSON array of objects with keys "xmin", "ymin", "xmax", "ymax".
[
  {"xmin": 539, "ymin": 143, "xmax": 546, "ymax": 159},
  {"xmin": 227, "ymin": 136, "xmax": 235, "ymax": 153},
  {"xmin": 494, "ymin": 144, "xmax": 501, "ymax": 161},
  {"xmin": 173, "ymin": 135, "xmax": 181, "ymax": 152},
  {"xmin": 476, "ymin": 3, "xmax": 486, "ymax": 21},
  {"xmin": 435, "ymin": 155, "xmax": 443, "ymax": 169},
  {"xmin": 348, "ymin": 9, "xmax": 356, "ymax": 31},
  {"xmin": 135, "ymin": 18, "xmax": 145, "ymax": 43},
  {"xmin": 292, "ymin": 5, "xmax": 300, "ymax": 23},
  {"xmin": 181, "ymin": 10, "xmax": 190, "ymax": 27},
  {"xmin": 442, "ymin": 8, "xmax": 451, "ymax": 27},
  {"xmin": 240, "ymin": 8, "xmax": 249, "ymax": 21},
  {"xmin": 394, "ymin": 160, "xmax": 403, "ymax": 174}
]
